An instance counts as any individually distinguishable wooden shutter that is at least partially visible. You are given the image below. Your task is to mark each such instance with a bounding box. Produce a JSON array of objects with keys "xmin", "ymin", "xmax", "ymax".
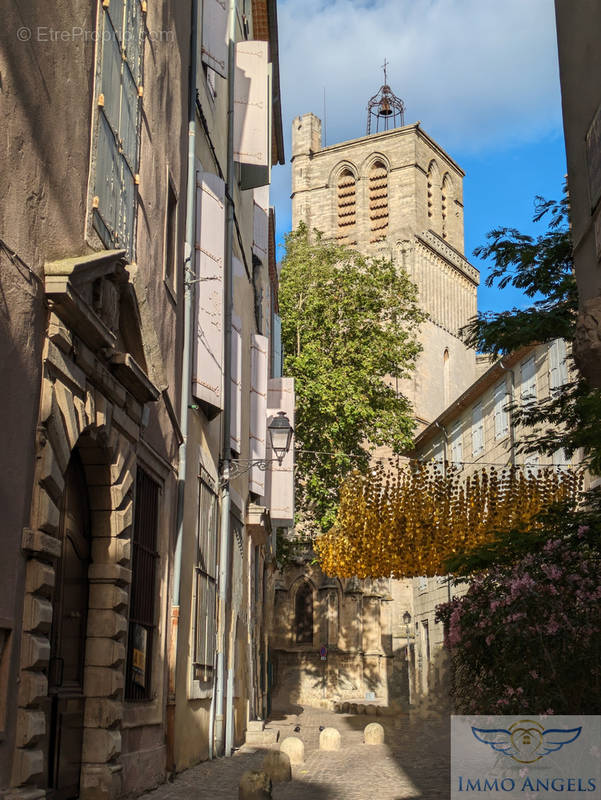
[
  {"xmin": 557, "ymin": 339, "xmax": 568, "ymax": 386},
  {"xmin": 193, "ymin": 171, "xmax": 225, "ymax": 409},
  {"xmin": 451, "ymin": 422, "xmax": 463, "ymax": 465},
  {"xmin": 252, "ymin": 185, "xmax": 269, "ymax": 261},
  {"xmin": 234, "ymin": 41, "xmax": 269, "ymax": 167},
  {"xmin": 521, "ymin": 357, "xmax": 536, "ymax": 401},
  {"xmin": 472, "ymin": 403, "xmax": 483, "ymax": 455},
  {"xmin": 272, "ymin": 313, "xmax": 282, "ymax": 378},
  {"xmin": 201, "ymin": 0, "xmax": 228, "ymax": 78},
  {"xmin": 265, "ymin": 377, "xmax": 295, "ymax": 526},
  {"xmin": 249, "ymin": 334, "xmax": 268, "ymax": 496},
  {"xmin": 494, "ymin": 381, "xmax": 508, "ymax": 438},
  {"xmin": 230, "ymin": 313, "xmax": 242, "ymax": 453}
]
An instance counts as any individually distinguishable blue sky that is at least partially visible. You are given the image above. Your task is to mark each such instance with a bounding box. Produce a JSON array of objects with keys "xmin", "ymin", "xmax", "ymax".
[{"xmin": 271, "ymin": 0, "xmax": 566, "ymax": 316}]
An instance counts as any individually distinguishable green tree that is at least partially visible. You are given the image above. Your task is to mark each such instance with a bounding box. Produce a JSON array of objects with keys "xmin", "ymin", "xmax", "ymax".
[
  {"xmin": 462, "ymin": 193, "xmax": 601, "ymax": 475},
  {"xmin": 449, "ymin": 191, "xmax": 601, "ymax": 573},
  {"xmin": 279, "ymin": 224, "xmax": 426, "ymax": 535}
]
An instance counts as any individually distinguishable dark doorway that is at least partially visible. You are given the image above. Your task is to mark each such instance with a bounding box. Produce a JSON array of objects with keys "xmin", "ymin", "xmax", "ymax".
[
  {"xmin": 295, "ymin": 582, "xmax": 313, "ymax": 644},
  {"xmin": 47, "ymin": 451, "xmax": 91, "ymax": 799}
]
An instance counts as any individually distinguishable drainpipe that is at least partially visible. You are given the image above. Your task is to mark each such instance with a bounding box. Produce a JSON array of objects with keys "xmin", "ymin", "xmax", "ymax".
[
  {"xmin": 168, "ymin": 0, "xmax": 198, "ymax": 773},
  {"xmin": 214, "ymin": 0, "xmax": 236, "ymax": 759},
  {"xmin": 499, "ymin": 360, "xmax": 516, "ymax": 466},
  {"xmin": 433, "ymin": 421, "xmax": 452, "ymax": 604}
]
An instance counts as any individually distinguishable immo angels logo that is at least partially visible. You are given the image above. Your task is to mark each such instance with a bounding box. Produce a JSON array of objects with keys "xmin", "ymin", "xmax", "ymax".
[{"xmin": 472, "ymin": 720, "xmax": 582, "ymax": 764}]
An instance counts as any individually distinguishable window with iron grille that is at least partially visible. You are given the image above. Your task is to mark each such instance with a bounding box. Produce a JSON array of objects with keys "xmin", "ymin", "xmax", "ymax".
[
  {"xmin": 92, "ymin": 0, "xmax": 145, "ymax": 259},
  {"xmin": 125, "ymin": 467, "xmax": 159, "ymax": 701},
  {"xmin": 193, "ymin": 469, "xmax": 218, "ymax": 683}
]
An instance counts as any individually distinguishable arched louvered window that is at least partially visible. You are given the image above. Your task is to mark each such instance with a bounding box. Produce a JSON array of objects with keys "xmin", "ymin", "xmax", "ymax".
[
  {"xmin": 337, "ymin": 169, "xmax": 356, "ymax": 244},
  {"xmin": 442, "ymin": 174, "xmax": 452, "ymax": 240},
  {"xmin": 427, "ymin": 161, "xmax": 441, "ymax": 232},
  {"xmin": 294, "ymin": 582, "xmax": 313, "ymax": 644},
  {"xmin": 369, "ymin": 161, "xmax": 389, "ymax": 242}
]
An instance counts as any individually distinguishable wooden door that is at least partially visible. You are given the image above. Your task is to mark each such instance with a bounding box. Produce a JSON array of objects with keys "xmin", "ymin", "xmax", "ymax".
[{"xmin": 47, "ymin": 452, "xmax": 91, "ymax": 799}]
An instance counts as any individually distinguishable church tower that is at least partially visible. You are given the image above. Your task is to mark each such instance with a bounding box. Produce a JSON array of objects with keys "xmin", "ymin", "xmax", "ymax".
[{"xmin": 290, "ymin": 80, "xmax": 480, "ymax": 427}]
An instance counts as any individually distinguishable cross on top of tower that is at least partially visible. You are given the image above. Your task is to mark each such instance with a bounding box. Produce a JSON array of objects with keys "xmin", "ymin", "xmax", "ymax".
[{"xmin": 382, "ymin": 58, "xmax": 389, "ymax": 86}]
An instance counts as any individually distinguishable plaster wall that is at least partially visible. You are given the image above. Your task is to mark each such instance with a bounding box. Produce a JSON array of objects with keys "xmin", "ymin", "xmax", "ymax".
[{"xmin": 0, "ymin": 0, "xmax": 190, "ymax": 794}]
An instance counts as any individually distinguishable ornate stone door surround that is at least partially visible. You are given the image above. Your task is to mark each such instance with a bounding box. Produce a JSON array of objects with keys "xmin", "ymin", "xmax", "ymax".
[{"xmin": 11, "ymin": 251, "xmax": 159, "ymax": 800}]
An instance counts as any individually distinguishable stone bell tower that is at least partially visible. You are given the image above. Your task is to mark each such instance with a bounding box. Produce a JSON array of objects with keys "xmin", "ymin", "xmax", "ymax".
[{"xmin": 290, "ymin": 80, "xmax": 480, "ymax": 427}]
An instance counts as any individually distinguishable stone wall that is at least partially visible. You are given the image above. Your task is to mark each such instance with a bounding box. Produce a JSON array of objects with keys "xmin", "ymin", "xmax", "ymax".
[{"xmin": 270, "ymin": 562, "xmax": 412, "ymax": 709}]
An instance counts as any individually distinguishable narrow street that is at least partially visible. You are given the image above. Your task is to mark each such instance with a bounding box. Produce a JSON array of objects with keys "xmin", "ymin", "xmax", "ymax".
[{"xmin": 146, "ymin": 706, "xmax": 449, "ymax": 799}]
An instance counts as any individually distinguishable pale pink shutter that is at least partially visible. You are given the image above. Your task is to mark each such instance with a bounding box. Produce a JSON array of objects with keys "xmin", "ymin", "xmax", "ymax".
[
  {"xmin": 230, "ymin": 313, "xmax": 242, "ymax": 453},
  {"xmin": 234, "ymin": 41, "xmax": 269, "ymax": 167},
  {"xmin": 252, "ymin": 185, "xmax": 269, "ymax": 262},
  {"xmin": 249, "ymin": 334, "xmax": 268, "ymax": 496},
  {"xmin": 201, "ymin": 0, "xmax": 228, "ymax": 78},
  {"xmin": 192, "ymin": 172, "xmax": 225, "ymax": 409}
]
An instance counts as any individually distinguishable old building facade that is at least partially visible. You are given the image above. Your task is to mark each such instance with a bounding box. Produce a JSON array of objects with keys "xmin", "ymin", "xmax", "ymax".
[
  {"xmin": 0, "ymin": 0, "xmax": 292, "ymax": 797},
  {"xmin": 271, "ymin": 94, "xmax": 482, "ymax": 710},
  {"xmin": 290, "ymin": 110, "xmax": 480, "ymax": 428},
  {"xmin": 410, "ymin": 337, "xmax": 582, "ymax": 703},
  {"xmin": 555, "ymin": 0, "xmax": 601, "ymax": 387}
]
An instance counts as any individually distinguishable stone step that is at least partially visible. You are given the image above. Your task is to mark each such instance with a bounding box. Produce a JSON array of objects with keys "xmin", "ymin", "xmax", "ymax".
[{"xmin": 244, "ymin": 724, "xmax": 279, "ymax": 747}]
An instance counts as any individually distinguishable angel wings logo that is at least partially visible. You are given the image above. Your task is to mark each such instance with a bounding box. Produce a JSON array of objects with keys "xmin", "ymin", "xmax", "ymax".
[{"xmin": 472, "ymin": 720, "xmax": 582, "ymax": 764}]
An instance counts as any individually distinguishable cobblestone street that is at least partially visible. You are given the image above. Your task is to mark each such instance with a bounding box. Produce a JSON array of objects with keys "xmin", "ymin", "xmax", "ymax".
[{"xmin": 146, "ymin": 706, "xmax": 450, "ymax": 800}]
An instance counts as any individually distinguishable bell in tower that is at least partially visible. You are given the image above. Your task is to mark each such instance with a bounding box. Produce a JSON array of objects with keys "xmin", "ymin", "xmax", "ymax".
[{"xmin": 367, "ymin": 59, "xmax": 406, "ymax": 134}]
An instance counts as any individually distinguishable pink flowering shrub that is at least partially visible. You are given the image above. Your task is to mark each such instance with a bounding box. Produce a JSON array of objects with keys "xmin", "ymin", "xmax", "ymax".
[{"xmin": 436, "ymin": 539, "xmax": 601, "ymax": 713}]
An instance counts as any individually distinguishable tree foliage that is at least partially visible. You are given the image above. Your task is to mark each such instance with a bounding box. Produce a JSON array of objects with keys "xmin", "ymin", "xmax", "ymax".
[
  {"xmin": 462, "ymin": 193, "xmax": 601, "ymax": 474},
  {"xmin": 436, "ymin": 537, "xmax": 601, "ymax": 714},
  {"xmin": 278, "ymin": 225, "xmax": 425, "ymax": 534}
]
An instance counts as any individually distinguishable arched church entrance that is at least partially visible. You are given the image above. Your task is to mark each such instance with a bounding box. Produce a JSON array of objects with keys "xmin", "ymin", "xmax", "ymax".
[{"xmin": 47, "ymin": 451, "xmax": 91, "ymax": 799}]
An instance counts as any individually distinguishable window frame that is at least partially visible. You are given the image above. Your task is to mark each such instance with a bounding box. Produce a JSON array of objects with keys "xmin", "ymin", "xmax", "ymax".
[
  {"xmin": 87, "ymin": 0, "xmax": 145, "ymax": 260},
  {"xmin": 163, "ymin": 169, "xmax": 178, "ymax": 299},
  {"xmin": 191, "ymin": 466, "xmax": 219, "ymax": 688}
]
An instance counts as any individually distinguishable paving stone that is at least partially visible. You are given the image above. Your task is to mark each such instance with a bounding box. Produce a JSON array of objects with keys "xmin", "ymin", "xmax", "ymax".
[{"xmin": 138, "ymin": 705, "xmax": 450, "ymax": 800}]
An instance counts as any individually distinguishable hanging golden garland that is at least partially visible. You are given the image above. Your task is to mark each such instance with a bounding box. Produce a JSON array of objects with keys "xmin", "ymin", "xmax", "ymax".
[{"xmin": 314, "ymin": 461, "xmax": 584, "ymax": 579}]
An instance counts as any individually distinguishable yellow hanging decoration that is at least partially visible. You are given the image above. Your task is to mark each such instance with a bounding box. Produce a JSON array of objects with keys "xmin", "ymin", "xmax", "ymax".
[{"xmin": 314, "ymin": 461, "xmax": 583, "ymax": 579}]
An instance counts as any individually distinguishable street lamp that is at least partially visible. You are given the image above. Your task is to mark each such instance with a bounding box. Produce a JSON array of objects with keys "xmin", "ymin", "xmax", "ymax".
[
  {"xmin": 268, "ymin": 411, "xmax": 294, "ymax": 465},
  {"xmin": 223, "ymin": 410, "xmax": 294, "ymax": 483}
]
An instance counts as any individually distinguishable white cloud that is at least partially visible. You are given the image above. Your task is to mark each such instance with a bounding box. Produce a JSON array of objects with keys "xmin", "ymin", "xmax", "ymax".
[
  {"xmin": 278, "ymin": 0, "xmax": 561, "ymax": 150},
  {"xmin": 272, "ymin": 0, "xmax": 563, "ymax": 238}
]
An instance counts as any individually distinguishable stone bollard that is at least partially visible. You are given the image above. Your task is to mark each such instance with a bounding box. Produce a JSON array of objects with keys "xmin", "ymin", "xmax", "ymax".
[
  {"xmin": 280, "ymin": 736, "xmax": 304, "ymax": 765},
  {"xmin": 319, "ymin": 727, "xmax": 341, "ymax": 751},
  {"xmin": 349, "ymin": 703, "xmax": 358, "ymax": 714},
  {"xmin": 239, "ymin": 770, "xmax": 272, "ymax": 799},
  {"xmin": 363, "ymin": 722, "xmax": 385, "ymax": 745},
  {"xmin": 341, "ymin": 702, "xmax": 350, "ymax": 713},
  {"xmin": 261, "ymin": 750, "xmax": 291, "ymax": 783}
]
